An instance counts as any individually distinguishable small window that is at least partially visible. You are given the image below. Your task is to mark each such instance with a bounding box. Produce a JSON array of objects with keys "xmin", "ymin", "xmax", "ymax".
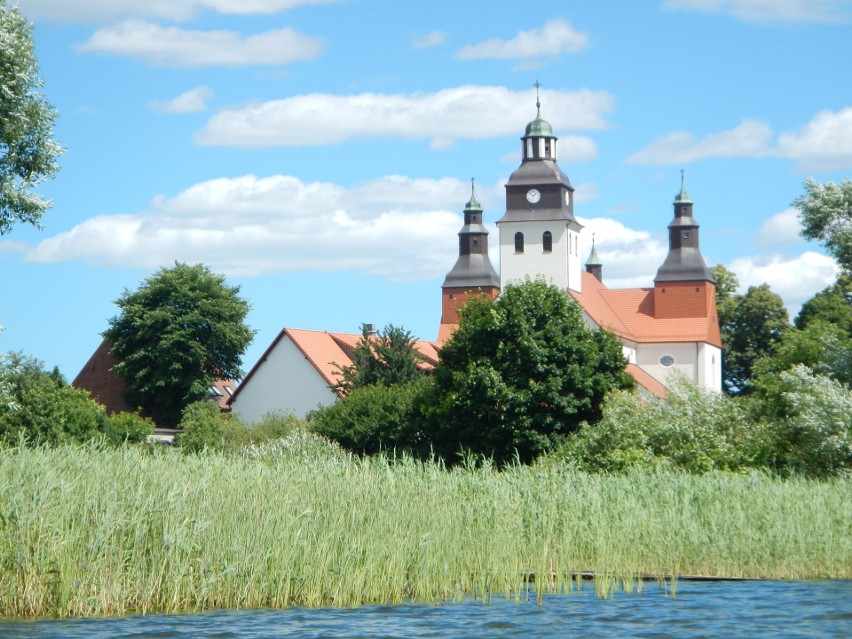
[
  {"xmin": 472, "ymin": 239, "xmax": 479, "ymax": 246},
  {"xmin": 660, "ymin": 355, "xmax": 675, "ymax": 367},
  {"xmin": 542, "ymin": 231, "xmax": 552, "ymax": 253},
  {"xmin": 515, "ymin": 232, "xmax": 524, "ymax": 253}
]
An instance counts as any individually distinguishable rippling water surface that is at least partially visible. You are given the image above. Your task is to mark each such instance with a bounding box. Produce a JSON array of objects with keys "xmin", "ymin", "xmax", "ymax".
[{"xmin": 2, "ymin": 580, "xmax": 850, "ymax": 639}]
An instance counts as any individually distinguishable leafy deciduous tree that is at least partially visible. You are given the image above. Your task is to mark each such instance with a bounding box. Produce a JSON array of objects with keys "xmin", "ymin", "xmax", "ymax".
[
  {"xmin": 104, "ymin": 262, "xmax": 254, "ymax": 427},
  {"xmin": 721, "ymin": 283, "xmax": 790, "ymax": 395},
  {"xmin": 426, "ymin": 279, "xmax": 633, "ymax": 464},
  {"xmin": 0, "ymin": 1, "xmax": 62, "ymax": 234},
  {"xmin": 793, "ymin": 178, "xmax": 852, "ymax": 273}
]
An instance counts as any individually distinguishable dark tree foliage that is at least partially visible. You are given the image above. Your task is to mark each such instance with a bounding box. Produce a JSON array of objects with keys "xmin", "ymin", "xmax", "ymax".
[
  {"xmin": 332, "ymin": 324, "xmax": 425, "ymax": 394},
  {"xmin": 721, "ymin": 283, "xmax": 790, "ymax": 395},
  {"xmin": 795, "ymin": 274, "xmax": 851, "ymax": 335},
  {"xmin": 310, "ymin": 378, "xmax": 432, "ymax": 456},
  {"xmin": 426, "ymin": 279, "xmax": 633, "ymax": 465},
  {"xmin": 103, "ymin": 262, "xmax": 253, "ymax": 427},
  {"xmin": 793, "ymin": 178, "xmax": 852, "ymax": 274},
  {"xmin": 0, "ymin": 1, "xmax": 62, "ymax": 234}
]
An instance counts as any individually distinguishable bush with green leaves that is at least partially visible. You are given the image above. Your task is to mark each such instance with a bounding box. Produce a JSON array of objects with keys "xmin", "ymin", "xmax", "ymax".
[
  {"xmin": 309, "ymin": 378, "xmax": 432, "ymax": 456},
  {"xmin": 174, "ymin": 400, "xmax": 247, "ymax": 453},
  {"xmin": 558, "ymin": 375, "xmax": 766, "ymax": 473},
  {"xmin": 102, "ymin": 411, "xmax": 155, "ymax": 446},
  {"xmin": 0, "ymin": 352, "xmax": 107, "ymax": 445},
  {"xmin": 765, "ymin": 365, "xmax": 852, "ymax": 478}
]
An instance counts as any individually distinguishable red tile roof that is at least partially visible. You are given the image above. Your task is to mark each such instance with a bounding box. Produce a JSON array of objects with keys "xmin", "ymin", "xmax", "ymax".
[
  {"xmin": 229, "ymin": 328, "xmax": 441, "ymax": 404},
  {"xmin": 625, "ymin": 364, "xmax": 667, "ymax": 398},
  {"xmin": 570, "ymin": 272, "xmax": 721, "ymax": 347}
]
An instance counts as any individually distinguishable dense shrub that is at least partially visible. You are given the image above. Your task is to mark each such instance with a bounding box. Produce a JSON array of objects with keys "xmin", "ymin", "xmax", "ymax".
[
  {"xmin": 309, "ymin": 378, "xmax": 432, "ymax": 456},
  {"xmin": 0, "ymin": 352, "xmax": 107, "ymax": 445},
  {"xmin": 102, "ymin": 411, "xmax": 155, "ymax": 446},
  {"xmin": 558, "ymin": 376, "xmax": 767, "ymax": 473},
  {"xmin": 174, "ymin": 400, "xmax": 246, "ymax": 453},
  {"xmin": 766, "ymin": 365, "xmax": 852, "ymax": 478},
  {"xmin": 175, "ymin": 402, "xmax": 311, "ymax": 454}
]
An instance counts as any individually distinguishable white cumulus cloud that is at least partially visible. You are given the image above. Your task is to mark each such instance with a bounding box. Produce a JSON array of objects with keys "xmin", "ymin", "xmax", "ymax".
[
  {"xmin": 664, "ymin": 0, "xmax": 851, "ymax": 23},
  {"xmin": 576, "ymin": 217, "xmax": 667, "ymax": 286},
  {"xmin": 20, "ymin": 0, "xmax": 331, "ymax": 23},
  {"xmin": 776, "ymin": 107, "xmax": 852, "ymax": 171},
  {"xmin": 148, "ymin": 86, "xmax": 214, "ymax": 113},
  {"xmin": 728, "ymin": 251, "xmax": 839, "ymax": 313},
  {"xmin": 196, "ymin": 86, "xmax": 614, "ymax": 147},
  {"xmin": 626, "ymin": 120, "xmax": 773, "ymax": 165},
  {"xmin": 755, "ymin": 208, "xmax": 802, "ymax": 247},
  {"xmin": 26, "ymin": 174, "xmax": 505, "ymax": 281},
  {"xmin": 457, "ymin": 19, "xmax": 588, "ymax": 60},
  {"xmin": 78, "ymin": 20, "xmax": 324, "ymax": 67}
]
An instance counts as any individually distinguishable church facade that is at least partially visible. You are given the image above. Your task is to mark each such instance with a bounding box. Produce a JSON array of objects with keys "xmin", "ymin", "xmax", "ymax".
[{"xmin": 439, "ymin": 97, "xmax": 722, "ymax": 395}]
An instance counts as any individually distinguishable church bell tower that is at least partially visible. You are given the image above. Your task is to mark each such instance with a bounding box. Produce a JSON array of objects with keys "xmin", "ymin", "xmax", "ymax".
[
  {"xmin": 653, "ymin": 173, "xmax": 716, "ymax": 319},
  {"xmin": 439, "ymin": 181, "xmax": 500, "ymax": 339},
  {"xmin": 496, "ymin": 84, "xmax": 583, "ymax": 293}
]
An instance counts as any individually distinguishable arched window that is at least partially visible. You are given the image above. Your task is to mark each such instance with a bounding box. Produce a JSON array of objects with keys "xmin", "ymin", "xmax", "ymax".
[
  {"xmin": 514, "ymin": 232, "xmax": 524, "ymax": 253},
  {"xmin": 542, "ymin": 231, "xmax": 552, "ymax": 253}
]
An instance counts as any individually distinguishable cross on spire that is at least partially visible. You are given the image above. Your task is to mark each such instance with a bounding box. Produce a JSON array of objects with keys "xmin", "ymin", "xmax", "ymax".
[{"xmin": 533, "ymin": 79, "xmax": 542, "ymax": 111}]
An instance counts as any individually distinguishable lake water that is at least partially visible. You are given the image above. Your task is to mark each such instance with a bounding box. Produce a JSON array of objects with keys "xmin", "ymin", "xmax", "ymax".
[{"xmin": 2, "ymin": 580, "xmax": 850, "ymax": 639}]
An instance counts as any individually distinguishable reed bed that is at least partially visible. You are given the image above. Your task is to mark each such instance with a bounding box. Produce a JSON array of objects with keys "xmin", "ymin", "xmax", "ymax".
[{"xmin": 0, "ymin": 443, "xmax": 849, "ymax": 618}]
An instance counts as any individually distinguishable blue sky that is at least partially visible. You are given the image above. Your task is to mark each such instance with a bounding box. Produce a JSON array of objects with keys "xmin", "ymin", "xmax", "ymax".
[{"xmin": 2, "ymin": 0, "xmax": 850, "ymax": 380}]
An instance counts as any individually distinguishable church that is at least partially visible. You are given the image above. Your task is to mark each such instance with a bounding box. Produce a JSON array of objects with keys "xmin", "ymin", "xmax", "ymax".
[{"xmin": 228, "ymin": 97, "xmax": 722, "ymax": 421}]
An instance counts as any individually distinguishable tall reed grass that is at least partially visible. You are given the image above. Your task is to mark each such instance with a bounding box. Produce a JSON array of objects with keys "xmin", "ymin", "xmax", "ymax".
[{"xmin": 0, "ymin": 442, "xmax": 849, "ymax": 618}]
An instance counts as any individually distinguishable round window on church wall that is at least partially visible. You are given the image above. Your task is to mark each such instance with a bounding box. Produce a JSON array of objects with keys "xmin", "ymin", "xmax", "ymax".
[{"xmin": 660, "ymin": 355, "xmax": 675, "ymax": 367}]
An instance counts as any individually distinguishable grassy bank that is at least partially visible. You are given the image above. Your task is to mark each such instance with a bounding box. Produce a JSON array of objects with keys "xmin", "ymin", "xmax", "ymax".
[{"xmin": 0, "ymin": 442, "xmax": 849, "ymax": 618}]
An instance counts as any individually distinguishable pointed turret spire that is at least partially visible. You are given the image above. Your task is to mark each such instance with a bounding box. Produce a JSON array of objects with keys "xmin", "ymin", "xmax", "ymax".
[
  {"xmin": 440, "ymin": 181, "xmax": 500, "ymax": 335},
  {"xmin": 654, "ymin": 173, "xmax": 713, "ymax": 284},
  {"xmin": 585, "ymin": 233, "xmax": 603, "ymax": 282}
]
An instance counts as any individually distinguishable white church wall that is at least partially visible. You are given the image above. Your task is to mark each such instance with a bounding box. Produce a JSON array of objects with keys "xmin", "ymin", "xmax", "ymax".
[
  {"xmin": 635, "ymin": 342, "xmax": 700, "ymax": 388},
  {"xmin": 498, "ymin": 221, "xmax": 581, "ymax": 292},
  {"xmin": 230, "ymin": 334, "xmax": 337, "ymax": 423},
  {"xmin": 696, "ymin": 343, "xmax": 723, "ymax": 393}
]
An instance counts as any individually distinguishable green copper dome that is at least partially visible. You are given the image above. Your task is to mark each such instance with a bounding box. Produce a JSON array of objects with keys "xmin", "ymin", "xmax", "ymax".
[
  {"xmin": 465, "ymin": 180, "xmax": 482, "ymax": 211},
  {"xmin": 674, "ymin": 170, "xmax": 693, "ymax": 204},
  {"xmin": 524, "ymin": 105, "xmax": 554, "ymax": 137}
]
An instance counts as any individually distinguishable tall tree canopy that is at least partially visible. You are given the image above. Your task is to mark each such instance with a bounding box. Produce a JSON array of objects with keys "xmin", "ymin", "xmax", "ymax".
[
  {"xmin": 721, "ymin": 283, "xmax": 789, "ymax": 395},
  {"xmin": 427, "ymin": 279, "xmax": 633, "ymax": 464},
  {"xmin": 103, "ymin": 263, "xmax": 253, "ymax": 427},
  {"xmin": 0, "ymin": 1, "xmax": 62, "ymax": 234},
  {"xmin": 793, "ymin": 178, "xmax": 852, "ymax": 274}
]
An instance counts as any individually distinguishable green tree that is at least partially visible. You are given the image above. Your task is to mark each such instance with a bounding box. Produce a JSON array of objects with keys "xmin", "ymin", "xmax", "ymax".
[
  {"xmin": 103, "ymin": 262, "xmax": 254, "ymax": 427},
  {"xmin": 426, "ymin": 279, "xmax": 633, "ymax": 465},
  {"xmin": 0, "ymin": 1, "xmax": 62, "ymax": 234},
  {"xmin": 0, "ymin": 352, "xmax": 107, "ymax": 445},
  {"xmin": 710, "ymin": 263, "xmax": 739, "ymax": 328},
  {"xmin": 766, "ymin": 365, "xmax": 852, "ymax": 478},
  {"xmin": 332, "ymin": 324, "xmax": 425, "ymax": 394},
  {"xmin": 721, "ymin": 283, "xmax": 790, "ymax": 395},
  {"xmin": 793, "ymin": 178, "xmax": 852, "ymax": 273},
  {"xmin": 795, "ymin": 274, "xmax": 851, "ymax": 335}
]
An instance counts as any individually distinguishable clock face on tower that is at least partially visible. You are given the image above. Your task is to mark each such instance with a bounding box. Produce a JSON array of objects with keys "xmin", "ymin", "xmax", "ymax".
[{"xmin": 526, "ymin": 188, "xmax": 541, "ymax": 204}]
